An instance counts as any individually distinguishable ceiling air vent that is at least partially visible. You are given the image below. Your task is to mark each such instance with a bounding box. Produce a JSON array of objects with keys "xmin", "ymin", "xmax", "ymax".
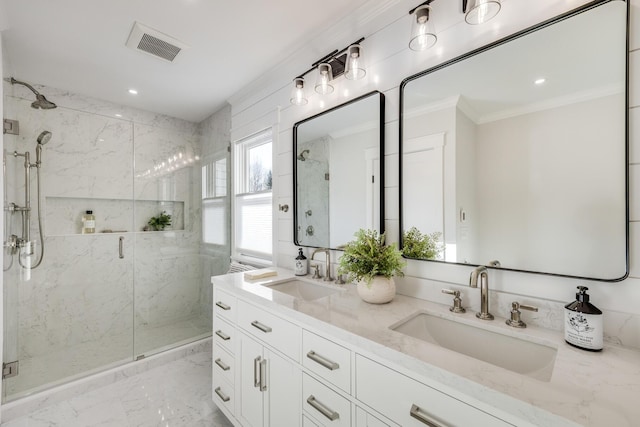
[{"xmin": 126, "ymin": 22, "xmax": 188, "ymax": 63}]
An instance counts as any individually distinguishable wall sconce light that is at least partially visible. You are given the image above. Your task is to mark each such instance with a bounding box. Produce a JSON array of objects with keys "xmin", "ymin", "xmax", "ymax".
[
  {"xmin": 290, "ymin": 77, "xmax": 308, "ymax": 105},
  {"xmin": 463, "ymin": 0, "xmax": 501, "ymax": 25},
  {"xmin": 290, "ymin": 37, "xmax": 365, "ymax": 105},
  {"xmin": 344, "ymin": 44, "xmax": 366, "ymax": 80},
  {"xmin": 409, "ymin": 1, "xmax": 437, "ymax": 51},
  {"xmin": 315, "ymin": 63, "xmax": 334, "ymax": 95}
]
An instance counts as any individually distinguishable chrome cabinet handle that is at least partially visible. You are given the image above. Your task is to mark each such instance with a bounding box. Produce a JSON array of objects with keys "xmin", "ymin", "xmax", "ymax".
[
  {"xmin": 259, "ymin": 359, "xmax": 267, "ymax": 391},
  {"xmin": 254, "ymin": 356, "xmax": 261, "ymax": 388},
  {"xmin": 214, "ymin": 358, "xmax": 230, "ymax": 371},
  {"xmin": 215, "ymin": 330, "xmax": 230, "ymax": 341},
  {"xmin": 307, "ymin": 351, "xmax": 339, "ymax": 371},
  {"xmin": 118, "ymin": 236, "xmax": 124, "ymax": 259},
  {"xmin": 410, "ymin": 404, "xmax": 446, "ymax": 427},
  {"xmin": 251, "ymin": 320, "xmax": 272, "ymax": 333},
  {"xmin": 215, "ymin": 301, "xmax": 231, "ymax": 311},
  {"xmin": 306, "ymin": 395, "xmax": 339, "ymax": 421},
  {"xmin": 214, "ymin": 387, "xmax": 230, "ymax": 402}
]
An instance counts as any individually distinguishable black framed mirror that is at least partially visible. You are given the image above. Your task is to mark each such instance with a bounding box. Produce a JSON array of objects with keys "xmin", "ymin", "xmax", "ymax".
[
  {"xmin": 294, "ymin": 91, "xmax": 385, "ymax": 249},
  {"xmin": 399, "ymin": 0, "xmax": 628, "ymax": 281}
]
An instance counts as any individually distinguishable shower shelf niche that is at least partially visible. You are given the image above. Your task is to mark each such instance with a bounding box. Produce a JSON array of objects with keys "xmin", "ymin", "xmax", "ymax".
[{"xmin": 45, "ymin": 196, "xmax": 185, "ymax": 236}]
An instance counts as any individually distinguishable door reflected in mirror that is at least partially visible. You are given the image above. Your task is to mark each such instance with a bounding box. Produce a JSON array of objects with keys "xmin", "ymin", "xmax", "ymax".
[
  {"xmin": 400, "ymin": 1, "xmax": 627, "ymax": 280},
  {"xmin": 294, "ymin": 91, "xmax": 384, "ymax": 249}
]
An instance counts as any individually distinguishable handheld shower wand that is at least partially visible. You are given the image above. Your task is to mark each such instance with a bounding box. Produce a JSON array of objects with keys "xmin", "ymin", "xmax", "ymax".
[{"xmin": 35, "ymin": 130, "xmax": 52, "ymax": 167}]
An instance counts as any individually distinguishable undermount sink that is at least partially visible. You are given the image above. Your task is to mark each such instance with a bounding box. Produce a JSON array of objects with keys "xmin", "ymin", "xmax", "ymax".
[
  {"xmin": 264, "ymin": 279, "xmax": 343, "ymax": 301},
  {"xmin": 391, "ymin": 312, "xmax": 557, "ymax": 381}
]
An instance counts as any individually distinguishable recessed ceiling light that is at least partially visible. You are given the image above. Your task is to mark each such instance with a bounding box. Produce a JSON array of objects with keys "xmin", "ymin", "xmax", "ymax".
[
  {"xmin": 128, "ymin": 89, "xmax": 138, "ymax": 95},
  {"xmin": 115, "ymin": 113, "xmax": 122, "ymax": 118},
  {"xmin": 534, "ymin": 78, "xmax": 546, "ymax": 85}
]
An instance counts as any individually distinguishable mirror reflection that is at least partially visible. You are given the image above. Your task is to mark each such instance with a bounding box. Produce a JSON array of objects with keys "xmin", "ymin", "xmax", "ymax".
[
  {"xmin": 294, "ymin": 91, "xmax": 384, "ymax": 249},
  {"xmin": 400, "ymin": 1, "xmax": 627, "ymax": 280}
]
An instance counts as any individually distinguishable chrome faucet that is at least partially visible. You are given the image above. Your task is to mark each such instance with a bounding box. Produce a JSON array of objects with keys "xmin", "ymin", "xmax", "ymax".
[
  {"xmin": 311, "ymin": 248, "xmax": 333, "ymax": 281},
  {"xmin": 469, "ymin": 266, "xmax": 494, "ymax": 320}
]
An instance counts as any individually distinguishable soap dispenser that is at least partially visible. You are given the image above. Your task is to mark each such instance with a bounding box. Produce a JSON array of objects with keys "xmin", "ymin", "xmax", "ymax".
[
  {"xmin": 564, "ymin": 286, "xmax": 603, "ymax": 351},
  {"xmin": 295, "ymin": 248, "xmax": 308, "ymax": 276}
]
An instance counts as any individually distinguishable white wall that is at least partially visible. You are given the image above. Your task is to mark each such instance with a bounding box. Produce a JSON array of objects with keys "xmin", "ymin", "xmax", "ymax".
[{"xmin": 228, "ymin": 0, "xmax": 640, "ymax": 349}]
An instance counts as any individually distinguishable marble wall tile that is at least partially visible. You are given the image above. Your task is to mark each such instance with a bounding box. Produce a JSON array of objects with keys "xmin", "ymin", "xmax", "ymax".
[{"xmin": 3, "ymin": 84, "xmax": 220, "ymax": 398}]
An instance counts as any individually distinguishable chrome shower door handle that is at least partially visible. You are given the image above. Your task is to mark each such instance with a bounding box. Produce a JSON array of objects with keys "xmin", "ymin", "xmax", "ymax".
[{"xmin": 118, "ymin": 236, "xmax": 124, "ymax": 259}]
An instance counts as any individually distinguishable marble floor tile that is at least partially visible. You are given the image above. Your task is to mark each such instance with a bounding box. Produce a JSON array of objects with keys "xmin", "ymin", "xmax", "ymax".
[{"xmin": 1, "ymin": 350, "xmax": 232, "ymax": 427}]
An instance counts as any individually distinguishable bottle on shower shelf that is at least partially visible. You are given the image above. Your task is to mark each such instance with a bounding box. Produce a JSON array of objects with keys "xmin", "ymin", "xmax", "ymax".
[{"xmin": 82, "ymin": 210, "xmax": 95, "ymax": 234}]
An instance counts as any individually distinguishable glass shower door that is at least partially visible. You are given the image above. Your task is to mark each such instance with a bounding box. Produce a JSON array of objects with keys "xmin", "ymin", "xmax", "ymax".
[
  {"xmin": 132, "ymin": 123, "xmax": 212, "ymax": 357},
  {"xmin": 2, "ymin": 98, "xmax": 135, "ymax": 401}
]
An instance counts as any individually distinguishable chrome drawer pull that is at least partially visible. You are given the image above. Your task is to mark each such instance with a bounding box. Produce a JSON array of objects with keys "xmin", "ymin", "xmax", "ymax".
[
  {"xmin": 215, "ymin": 301, "xmax": 231, "ymax": 311},
  {"xmin": 307, "ymin": 351, "xmax": 339, "ymax": 371},
  {"xmin": 214, "ymin": 387, "xmax": 230, "ymax": 402},
  {"xmin": 251, "ymin": 320, "xmax": 273, "ymax": 333},
  {"xmin": 215, "ymin": 330, "xmax": 230, "ymax": 341},
  {"xmin": 254, "ymin": 356, "xmax": 261, "ymax": 388},
  {"xmin": 306, "ymin": 395, "xmax": 339, "ymax": 421},
  {"xmin": 259, "ymin": 359, "xmax": 268, "ymax": 391},
  {"xmin": 410, "ymin": 404, "xmax": 446, "ymax": 427},
  {"xmin": 214, "ymin": 358, "xmax": 230, "ymax": 371}
]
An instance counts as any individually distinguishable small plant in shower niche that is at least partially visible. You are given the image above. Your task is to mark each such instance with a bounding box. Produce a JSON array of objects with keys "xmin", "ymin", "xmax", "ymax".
[{"xmin": 146, "ymin": 211, "xmax": 172, "ymax": 231}]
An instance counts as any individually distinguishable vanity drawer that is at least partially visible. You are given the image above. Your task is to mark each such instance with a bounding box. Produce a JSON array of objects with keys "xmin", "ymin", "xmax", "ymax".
[
  {"xmin": 237, "ymin": 299, "xmax": 301, "ymax": 361},
  {"xmin": 303, "ymin": 373, "xmax": 351, "ymax": 427},
  {"xmin": 214, "ymin": 288, "xmax": 236, "ymax": 323},
  {"xmin": 355, "ymin": 355, "xmax": 513, "ymax": 427},
  {"xmin": 303, "ymin": 330, "xmax": 351, "ymax": 393},
  {"xmin": 212, "ymin": 375, "xmax": 234, "ymax": 416},
  {"xmin": 212, "ymin": 344, "xmax": 234, "ymax": 385},
  {"xmin": 213, "ymin": 317, "xmax": 235, "ymax": 355}
]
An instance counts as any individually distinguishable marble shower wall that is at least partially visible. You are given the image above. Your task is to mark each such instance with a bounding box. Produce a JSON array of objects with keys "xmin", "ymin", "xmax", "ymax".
[{"xmin": 2, "ymin": 82, "xmax": 214, "ymax": 368}]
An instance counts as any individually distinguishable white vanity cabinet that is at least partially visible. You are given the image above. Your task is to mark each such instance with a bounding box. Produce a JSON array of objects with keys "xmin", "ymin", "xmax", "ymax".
[
  {"xmin": 238, "ymin": 332, "xmax": 301, "ymax": 427},
  {"xmin": 212, "ymin": 277, "xmax": 523, "ymax": 427},
  {"xmin": 355, "ymin": 355, "xmax": 513, "ymax": 427},
  {"xmin": 212, "ymin": 288, "xmax": 238, "ymax": 419}
]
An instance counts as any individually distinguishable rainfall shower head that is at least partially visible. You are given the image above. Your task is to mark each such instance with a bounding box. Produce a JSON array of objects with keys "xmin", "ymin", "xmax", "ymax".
[
  {"xmin": 37, "ymin": 131, "xmax": 52, "ymax": 145},
  {"xmin": 297, "ymin": 149, "xmax": 310, "ymax": 161},
  {"xmin": 32, "ymin": 94, "xmax": 57, "ymax": 110},
  {"xmin": 6, "ymin": 77, "xmax": 57, "ymax": 110}
]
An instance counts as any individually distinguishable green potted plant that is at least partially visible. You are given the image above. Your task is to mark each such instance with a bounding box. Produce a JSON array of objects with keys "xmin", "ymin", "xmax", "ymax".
[
  {"xmin": 338, "ymin": 229, "xmax": 405, "ymax": 304},
  {"xmin": 402, "ymin": 227, "xmax": 444, "ymax": 260},
  {"xmin": 147, "ymin": 211, "xmax": 172, "ymax": 231}
]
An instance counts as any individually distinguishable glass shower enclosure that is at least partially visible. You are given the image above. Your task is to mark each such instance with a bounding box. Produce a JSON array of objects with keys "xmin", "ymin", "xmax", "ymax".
[{"xmin": 2, "ymin": 91, "xmax": 225, "ymax": 401}]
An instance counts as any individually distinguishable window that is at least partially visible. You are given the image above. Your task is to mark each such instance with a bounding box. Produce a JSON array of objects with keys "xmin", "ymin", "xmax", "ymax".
[
  {"xmin": 234, "ymin": 129, "xmax": 273, "ymax": 261},
  {"xmin": 202, "ymin": 156, "xmax": 227, "ymax": 246}
]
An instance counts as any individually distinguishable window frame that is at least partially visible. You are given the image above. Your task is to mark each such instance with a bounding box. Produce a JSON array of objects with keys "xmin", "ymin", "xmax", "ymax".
[{"xmin": 232, "ymin": 127, "xmax": 274, "ymax": 265}]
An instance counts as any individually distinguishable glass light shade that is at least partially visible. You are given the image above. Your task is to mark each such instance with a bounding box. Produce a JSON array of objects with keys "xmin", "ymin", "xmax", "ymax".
[
  {"xmin": 409, "ymin": 5, "xmax": 437, "ymax": 51},
  {"xmin": 344, "ymin": 44, "xmax": 366, "ymax": 80},
  {"xmin": 464, "ymin": 0, "xmax": 501, "ymax": 25},
  {"xmin": 290, "ymin": 77, "xmax": 308, "ymax": 106},
  {"xmin": 315, "ymin": 63, "xmax": 334, "ymax": 94}
]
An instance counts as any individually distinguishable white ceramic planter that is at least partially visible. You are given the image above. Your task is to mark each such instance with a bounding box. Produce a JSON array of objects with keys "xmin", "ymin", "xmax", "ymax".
[{"xmin": 357, "ymin": 276, "xmax": 396, "ymax": 304}]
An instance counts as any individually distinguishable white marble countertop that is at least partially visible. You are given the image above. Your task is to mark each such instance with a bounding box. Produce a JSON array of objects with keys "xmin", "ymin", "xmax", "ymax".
[{"xmin": 212, "ymin": 268, "xmax": 640, "ymax": 427}]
